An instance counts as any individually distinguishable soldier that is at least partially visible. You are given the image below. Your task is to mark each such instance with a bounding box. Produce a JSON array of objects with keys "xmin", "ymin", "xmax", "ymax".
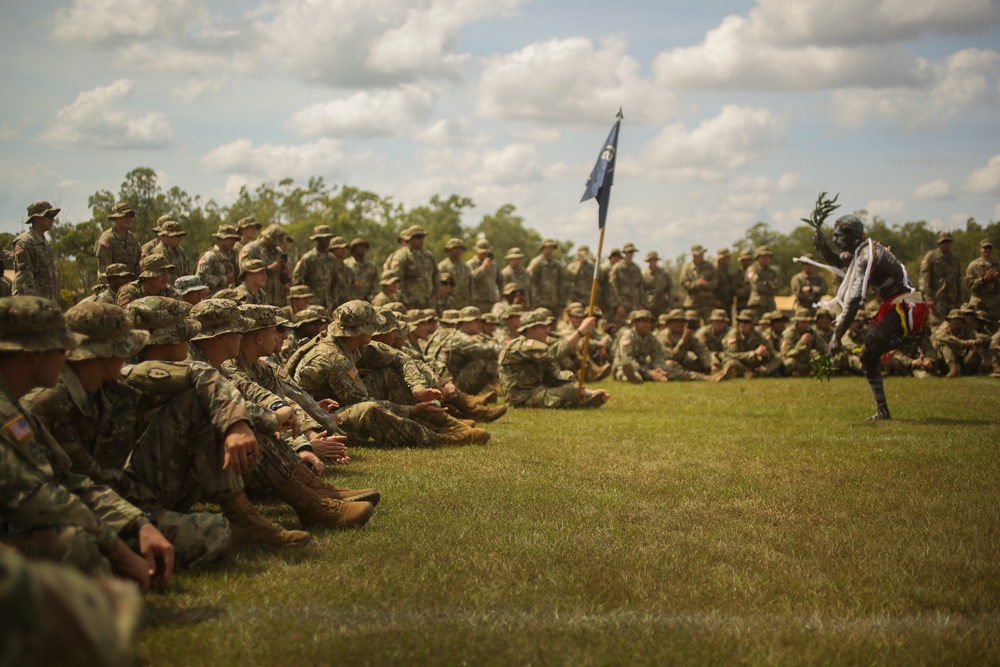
[
  {"xmin": 559, "ymin": 302, "xmax": 612, "ymax": 376},
  {"xmin": 95, "ymin": 202, "xmax": 141, "ymax": 277},
  {"xmin": 82, "ymin": 263, "xmax": 134, "ymax": 306},
  {"xmin": 438, "ymin": 238, "xmax": 472, "ymax": 308},
  {"xmin": 436, "ymin": 272, "xmax": 458, "ymax": 315},
  {"xmin": 920, "ymin": 231, "xmax": 964, "ymax": 324},
  {"xmin": 612, "ymin": 310, "xmax": 670, "ymax": 383},
  {"xmin": 780, "ymin": 309, "xmax": 829, "ymax": 377},
  {"xmin": 141, "ymin": 220, "xmax": 190, "ymax": 281},
  {"xmin": 467, "ymin": 239, "xmax": 500, "ymax": 313},
  {"xmin": 610, "ymin": 242, "xmax": 644, "ymax": 317},
  {"xmin": 116, "ymin": 254, "xmax": 178, "ymax": 307},
  {"xmin": 501, "ymin": 247, "xmax": 532, "ymax": 308},
  {"xmin": 713, "ymin": 247, "xmax": 737, "ymax": 316},
  {"xmin": 529, "ymin": 239, "xmax": 564, "ymax": 315},
  {"xmin": 564, "ymin": 245, "xmax": 594, "ymax": 305},
  {"xmin": 12, "ymin": 201, "xmax": 60, "ymax": 301},
  {"xmin": 965, "ymin": 239, "xmax": 999, "ymax": 326},
  {"xmin": 197, "ymin": 224, "xmax": 241, "ymax": 296},
  {"xmin": 175, "ymin": 275, "xmax": 209, "ymax": 306},
  {"xmin": 292, "ymin": 225, "xmax": 337, "ymax": 310},
  {"xmin": 746, "ymin": 245, "xmax": 781, "ymax": 320},
  {"xmin": 498, "ymin": 309, "xmax": 608, "ymax": 408},
  {"xmin": 232, "ymin": 215, "xmax": 261, "ymax": 257},
  {"xmin": 234, "ymin": 259, "xmax": 269, "ymax": 305},
  {"xmin": 599, "ymin": 248, "xmax": 624, "ymax": 324},
  {"xmin": 790, "ymin": 254, "xmax": 829, "ymax": 309},
  {"xmin": 280, "ymin": 305, "xmax": 330, "ymax": 364},
  {"xmin": 680, "ymin": 244, "xmax": 718, "ymax": 324},
  {"xmin": 0, "ymin": 250, "xmax": 12, "ymax": 297},
  {"xmin": 656, "ymin": 308, "xmax": 718, "ymax": 378},
  {"xmin": 734, "ymin": 249, "xmax": 754, "ymax": 312},
  {"xmin": 763, "ymin": 310, "xmax": 788, "ymax": 354},
  {"xmin": 389, "ymin": 226, "xmax": 437, "ymax": 310},
  {"xmin": 642, "ymin": 251, "xmax": 673, "ymax": 317},
  {"xmin": 280, "ymin": 285, "xmax": 314, "ymax": 322},
  {"xmin": 695, "ymin": 308, "xmax": 733, "ymax": 368},
  {"xmin": 239, "ymin": 223, "xmax": 289, "ymax": 307},
  {"xmin": 722, "ymin": 310, "xmax": 783, "ymax": 378},
  {"xmin": 372, "ymin": 272, "xmax": 402, "ymax": 309},
  {"xmin": 330, "ymin": 236, "xmax": 362, "ymax": 306},
  {"xmin": 345, "ymin": 237, "xmax": 379, "ymax": 301},
  {"xmin": 932, "ymin": 308, "xmax": 990, "ymax": 377},
  {"xmin": 437, "ymin": 306, "xmax": 501, "ymax": 395},
  {"xmin": 0, "ymin": 296, "xmax": 170, "ymax": 589}
]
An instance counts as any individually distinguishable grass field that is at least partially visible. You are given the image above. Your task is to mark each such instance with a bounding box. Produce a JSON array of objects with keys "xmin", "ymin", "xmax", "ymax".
[{"xmin": 138, "ymin": 376, "xmax": 1000, "ymax": 666}]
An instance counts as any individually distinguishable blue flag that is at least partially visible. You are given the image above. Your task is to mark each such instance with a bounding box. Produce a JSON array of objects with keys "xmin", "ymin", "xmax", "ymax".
[{"xmin": 581, "ymin": 111, "xmax": 622, "ymax": 229}]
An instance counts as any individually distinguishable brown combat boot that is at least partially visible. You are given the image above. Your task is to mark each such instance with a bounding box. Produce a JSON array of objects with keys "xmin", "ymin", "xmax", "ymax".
[
  {"xmin": 219, "ymin": 491, "xmax": 312, "ymax": 548},
  {"xmin": 276, "ymin": 473, "xmax": 374, "ymax": 529},
  {"xmin": 420, "ymin": 412, "xmax": 491, "ymax": 445},
  {"xmin": 449, "ymin": 391, "xmax": 508, "ymax": 423},
  {"xmin": 947, "ymin": 362, "xmax": 959, "ymax": 378},
  {"xmin": 291, "ymin": 463, "xmax": 381, "ymax": 507}
]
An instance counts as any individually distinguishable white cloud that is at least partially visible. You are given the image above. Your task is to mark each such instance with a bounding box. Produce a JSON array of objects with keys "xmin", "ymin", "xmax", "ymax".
[
  {"xmin": 413, "ymin": 118, "xmax": 491, "ymax": 147},
  {"xmin": 508, "ymin": 127, "xmax": 562, "ymax": 144},
  {"xmin": 289, "ymin": 85, "xmax": 436, "ymax": 139},
  {"xmin": 201, "ymin": 138, "xmax": 348, "ymax": 181},
  {"xmin": 865, "ymin": 199, "xmax": 906, "ymax": 219},
  {"xmin": 0, "ymin": 122, "xmax": 21, "ymax": 141},
  {"xmin": 913, "ymin": 179, "xmax": 952, "ymax": 200},
  {"xmin": 729, "ymin": 172, "xmax": 802, "ymax": 194},
  {"xmin": 773, "ymin": 206, "xmax": 812, "ymax": 227},
  {"xmin": 965, "ymin": 153, "xmax": 1000, "ymax": 195},
  {"xmin": 478, "ymin": 36, "xmax": 678, "ymax": 124},
  {"xmin": 623, "ymin": 105, "xmax": 786, "ymax": 182},
  {"xmin": 169, "ymin": 76, "xmax": 232, "ymax": 103},
  {"xmin": 52, "ymin": 0, "xmax": 208, "ymax": 46},
  {"xmin": 831, "ymin": 49, "xmax": 999, "ymax": 130},
  {"xmin": 40, "ymin": 79, "xmax": 172, "ymax": 150}
]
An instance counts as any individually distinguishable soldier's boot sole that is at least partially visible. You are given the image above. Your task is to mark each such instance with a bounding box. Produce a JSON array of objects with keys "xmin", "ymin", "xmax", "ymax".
[
  {"xmin": 276, "ymin": 474, "xmax": 375, "ymax": 529},
  {"xmin": 220, "ymin": 491, "xmax": 312, "ymax": 548},
  {"xmin": 292, "ymin": 463, "xmax": 381, "ymax": 507},
  {"xmin": 577, "ymin": 392, "xmax": 606, "ymax": 409},
  {"xmin": 469, "ymin": 403, "xmax": 507, "ymax": 423},
  {"xmin": 622, "ymin": 364, "xmax": 643, "ymax": 384},
  {"xmin": 477, "ymin": 389, "xmax": 499, "ymax": 404}
]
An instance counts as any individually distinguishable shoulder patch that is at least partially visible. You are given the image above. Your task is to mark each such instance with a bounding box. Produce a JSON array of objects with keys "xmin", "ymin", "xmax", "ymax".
[
  {"xmin": 99, "ymin": 238, "xmax": 112, "ymax": 248},
  {"xmin": 348, "ymin": 366, "xmax": 359, "ymax": 379},
  {"xmin": 525, "ymin": 339, "xmax": 534, "ymax": 348},
  {"xmin": 621, "ymin": 338, "xmax": 632, "ymax": 346},
  {"xmin": 13, "ymin": 246, "xmax": 25, "ymax": 255},
  {"xmin": 725, "ymin": 337, "xmax": 736, "ymax": 344},
  {"xmin": 5, "ymin": 416, "xmax": 33, "ymax": 442},
  {"xmin": 147, "ymin": 368, "xmax": 170, "ymax": 379},
  {"xmin": 277, "ymin": 366, "xmax": 288, "ymax": 378}
]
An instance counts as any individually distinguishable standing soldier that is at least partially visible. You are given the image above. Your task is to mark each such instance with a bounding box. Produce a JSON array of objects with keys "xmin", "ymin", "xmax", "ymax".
[
  {"xmin": 746, "ymin": 245, "xmax": 781, "ymax": 320},
  {"xmin": 564, "ymin": 245, "xmax": 594, "ymax": 305},
  {"xmin": 292, "ymin": 225, "xmax": 337, "ymax": 311},
  {"xmin": 438, "ymin": 238, "xmax": 472, "ymax": 308},
  {"xmin": 140, "ymin": 219, "xmax": 190, "ymax": 281},
  {"xmin": 528, "ymin": 239, "xmax": 564, "ymax": 316},
  {"xmin": 197, "ymin": 224, "xmax": 241, "ymax": 296},
  {"xmin": 240, "ymin": 223, "xmax": 289, "ymax": 307},
  {"xmin": 390, "ymin": 226, "xmax": 437, "ymax": 310},
  {"xmin": 95, "ymin": 201, "xmax": 141, "ymax": 277},
  {"xmin": 713, "ymin": 247, "xmax": 737, "ymax": 316},
  {"xmin": 680, "ymin": 244, "xmax": 718, "ymax": 324},
  {"xmin": 599, "ymin": 248, "xmax": 624, "ymax": 324},
  {"xmin": 232, "ymin": 215, "xmax": 261, "ymax": 257},
  {"xmin": 467, "ymin": 239, "xmax": 500, "ymax": 313},
  {"xmin": 790, "ymin": 254, "xmax": 828, "ymax": 309},
  {"xmin": 643, "ymin": 251, "xmax": 673, "ymax": 317},
  {"xmin": 610, "ymin": 243, "xmax": 644, "ymax": 317},
  {"xmin": 345, "ymin": 237, "xmax": 378, "ymax": 301},
  {"xmin": 734, "ymin": 249, "xmax": 754, "ymax": 312},
  {"xmin": 12, "ymin": 201, "xmax": 60, "ymax": 301},
  {"xmin": 330, "ymin": 236, "xmax": 362, "ymax": 306},
  {"xmin": 920, "ymin": 231, "xmax": 963, "ymax": 324},
  {"xmin": 965, "ymin": 239, "xmax": 999, "ymax": 327},
  {"xmin": 500, "ymin": 247, "xmax": 532, "ymax": 307}
]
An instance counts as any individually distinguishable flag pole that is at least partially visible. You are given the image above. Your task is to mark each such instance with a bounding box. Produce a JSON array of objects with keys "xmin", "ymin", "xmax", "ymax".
[{"xmin": 577, "ymin": 226, "xmax": 606, "ymax": 397}]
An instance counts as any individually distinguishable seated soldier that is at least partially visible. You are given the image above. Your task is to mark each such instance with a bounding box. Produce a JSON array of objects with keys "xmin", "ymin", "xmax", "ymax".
[
  {"xmin": 557, "ymin": 302, "xmax": 611, "ymax": 379},
  {"xmin": 695, "ymin": 308, "xmax": 732, "ymax": 368},
  {"xmin": 780, "ymin": 309, "xmax": 829, "ymax": 377},
  {"xmin": 175, "ymin": 274, "xmax": 209, "ymax": 306},
  {"xmin": 116, "ymin": 254, "xmax": 178, "ymax": 307},
  {"xmin": 493, "ymin": 304, "xmax": 524, "ymax": 347},
  {"xmin": 722, "ymin": 309, "xmax": 783, "ymax": 378},
  {"xmin": 0, "ymin": 296, "xmax": 171, "ymax": 592},
  {"xmin": 656, "ymin": 308, "xmax": 718, "ymax": 377},
  {"xmin": 932, "ymin": 308, "xmax": 991, "ymax": 377},
  {"xmin": 436, "ymin": 306, "xmax": 501, "ymax": 395},
  {"xmin": 612, "ymin": 310, "xmax": 670, "ymax": 383},
  {"xmin": 498, "ymin": 308, "xmax": 609, "ymax": 408},
  {"xmin": 281, "ymin": 285, "xmax": 314, "ymax": 322},
  {"xmin": 280, "ymin": 305, "xmax": 329, "ymax": 364},
  {"xmin": 372, "ymin": 272, "xmax": 401, "ymax": 309},
  {"xmin": 82, "ymin": 263, "xmax": 134, "ymax": 305},
  {"xmin": 234, "ymin": 259, "xmax": 268, "ymax": 305}
]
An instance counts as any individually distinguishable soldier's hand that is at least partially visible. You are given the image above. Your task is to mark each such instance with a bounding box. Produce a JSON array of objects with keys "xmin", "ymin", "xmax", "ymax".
[
  {"xmin": 137, "ymin": 523, "xmax": 175, "ymax": 587},
  {"xmin": 578, "ymin": 316, "xmax": 597, "ymax": 335},
  {"xmin": 268, "ymin": 260, "xmax": 284, "ymax": 272},
  {"xmin": 413, "ymin": 387, "xmax": 443, "ymax": 402},
  {"xmin": 108, "ymin": 538, "xmax": 152, "ymax": 593},
  {"xmin": 298, "ymin": 450, "xmax": 325, "ymax": 476},
  {"xmin": 801, "ymin": 333, "xmax": 814, "ymax": 344},
  {"xmin": 318, "ymin": 398, "xmax": 340, "ymax": 412},
  {"xmin": 307, "ymin": 430, "xmax": 349, "ymax": 461},
  {"xmin": 411, "ymin": 400, "xmax": 447, "ymax": 416},
  {"xmin": 223, "ymin": 422, "xmax": 259, "ymax": 476},
  {"xmin": 649, "ymin": 369, "xmax": 669, "ymax": 382},
  {"xmin": 755, "ymin": 344, "xmax": 769, "ymax": 358},
  {"xmin": 274, "ymin": 406, "xmax": 300, "ymax": 436}
]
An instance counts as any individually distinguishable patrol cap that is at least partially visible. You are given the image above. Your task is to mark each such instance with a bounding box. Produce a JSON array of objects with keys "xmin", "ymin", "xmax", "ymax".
[
  {"xmin": 645, "ymin": 251, "xmax": 660, "ymax": 262},
  {"xmin": 440, "ymin": 309, "xmax": 461, "ymax": 324},
  {"xmin": 108, "ymin": 202, "xmax": 135, "ymax": 219},
  {"xmin": 622, "ymin": 242, "xmax": 638, "ymax": 254},
  {"xmin": 755, "ymin": 245, "xmax": 774, "ymax": 257},
  {"xmin": 330, "ymin": 300, "xmax": 383, "ymax": 337},
  {"xmin": 309, "ymin": 225, "xmax": 335, "ymax": 240},
  {"xmin": 158, "ymin": 220, "xmax": 186, "ymax": 237},
  {"xmin": 474, "ymin": 239, "xmax": 493, "ymax": 252},
  {"xmin": 945, "ymin": 308, "xmax": 965, "ymax": 321},
  {"xmin": 175, "ymin": 275, "xmax": 209, "ymax": 296},
  {"xmin": 517, "ymin": 308, "xmax": 554, "ymax": 332},
  {"xmin": 239, "ymin": 304, "xmax": 289, "ymax": 332},
  {"xmin": 213, "ymin": 224, "xmax": 241, "ymax": 240},
  {"xmin": 237, "ymin": 216, "xmax": 260, "ymax": 230},
  {"xmin": 189, "ymin": 299, "xmax": 249, "ymax": 340},
  {"xmin": 238, "ymin": 258, "xmax": 267, "ymax": 281},
  {"xmin": 288, "ymin": 285, "xmax": 314, "ymax": 300},
  {"xmin": 792, "ymin": 308, "xmax": 814, "ymax": 322},
  {"xmin": 349, "ymin": 237, "xmax": 369, "ymax": 248},
  {"xmin": 505, "ymin": 247, "xmax": 525, "ymax": 260},
  {"xmin": 736, "ymin": 309, "xmax": 756, "ymax": 323},
  {"xmin": 380, "ymin": 271, "xmax": 401, "ymax": 286},
  {"xmin": 65, "ymin": 302, "xmax": 148, "ymax": 361},
  {"xmin": 690, "ymin": 244, "xmax": 706, "ymax": 255},
  {"xmin": 980, "ymin": 239, "xmax": 993, "ymax": 249},
  {"xmin": 662, "ymin": 308, "xmax": 687, "ymax": 323},
  {"xmin": 26, "ymin": 200, "xmax": 61, "ymax": 222},
  {"xmin": 126, "ymin": 296, "xmax": 202, "ymax": 346},
  {"xmin": 293, "ymin": 305, "xmax": 331, "ymax": 327},
  {"xmin": 709, "ymin": 309, "xmax": 730, "ymax": 322},
  {"xmin": 138, "ymin": 253, "xmax": 175, "ymax": 279},
  {"xmin": 444, "ymin": 237, "xmax": 466, "ymax": 251},
  {"xmin": 104, "ymin": 263, "xmax": 134, "ymax": 279},
  {"xmin": 0, "ymin": 296, "xmax": 81, "ymax": 352},
  {"xmin": 457, "ymin": 305, "xmax": 483, "ymax": 323},
  {"xmin": 937, "ymin": 231, "xmax": 954, "ymax": 243},
  {"xmin": 502, "ymin": 282, "xmax": 524, "ymax": 297},
  {"xmin": 330, "ymin": 236, "xmax": 348, "ymax": 249},
  {"xmin": 628, "ymin": 309, "xmax": 654, "ymax": 324}
]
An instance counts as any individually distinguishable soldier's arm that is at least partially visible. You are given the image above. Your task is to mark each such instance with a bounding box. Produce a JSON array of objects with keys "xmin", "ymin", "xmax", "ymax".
[{"xmin": 12, "ymin": 239, "xmax": 38, "ymax": 296}]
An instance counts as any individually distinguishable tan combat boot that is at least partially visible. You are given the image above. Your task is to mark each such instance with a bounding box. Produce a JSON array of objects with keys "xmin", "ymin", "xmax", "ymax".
[
  {"xmin": 947, "ymin": 361, "xmax": 959, "ymax": 378},
  {"xmin": 420, "ymin": 412, "xmax": 491, "ymax": 445},
  {"xmin": 276, "ymin": 473, "xmax": 374, "ymax": 529},
  {"xmin": 291, "ymin": 463, "xmax": 381, "ymax": 507},
  {"xmin": 449, "ymin": 391, "xmax": 508, "ymax": 423},
  {"xmin": 220, "ymin": 491, "xmax": 312, "ymax": 548}
]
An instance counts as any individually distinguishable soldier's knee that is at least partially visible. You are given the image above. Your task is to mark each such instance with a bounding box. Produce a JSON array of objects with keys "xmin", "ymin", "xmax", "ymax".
[
  {"xmin": 155, "ymin": 511, "xmax": 231, "ymax": 570},
  {"xmin": 3, "ymin": 526, "xmax": 110, "ymax": 576}
]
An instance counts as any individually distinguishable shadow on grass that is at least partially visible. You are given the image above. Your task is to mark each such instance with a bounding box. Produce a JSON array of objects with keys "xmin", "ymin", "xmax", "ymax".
[
  {"xmin": 892, "ymin": 417, "xmax": 995, "ymax": 426},
  {"xmin": 143, "ymin": 605, "xmax": 227, "ymax": 628}
]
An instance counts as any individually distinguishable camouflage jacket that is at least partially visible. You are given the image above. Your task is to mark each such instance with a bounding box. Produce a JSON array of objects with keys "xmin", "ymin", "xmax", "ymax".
[
  {"xmin": 643, "ymin": 266, "xmax": 673, "ymax": 314},
  {"xmin": 467, "ymin": 256, "xmax": 500, "ymax": 307},
  {"xmin": 656, "ymin": 329, "xmax": 713, "ymax": 369},
  {"xmin": 680, "ymin": 261, "xmax": 718, "ymax": 306},
  {"xmin": 292, "ymin": 248, "xmax": 336, "ymax": 311},
  {"xmin": 612, "ymin": 326, "xmax": 666, "ymax": 379},
  {"xmin": 920, "ymin": 249, "xmax": 963, "ymax": 307},
  {"xmin": 528, "ymin": 256, "xmax": 563, "ymax": 310},
  {"xmin": 390, "ymin": 246, "xmax": 438, "ymax": 309},
  {"xmin": 780, "ymin": 326, "xmax": 829, "ymax": 363},
  {"xmin": 501, "ymin": 265, "xmax": 533, "ymax": 307},
  {"xmin": 722, "ymin": 327, "xmax": 776, "ymax": 365},
  {"xmin": 240, "ymin": 240, "xmax": 288, "ymax": 306},
  {"xmin": 197, "ymin": 245, "xmax": 235, "ymax": 296},
  {"xmin": 790, "ymin": 271, "xmax": 828, "ymax": 309},
  {"xmin": 437, "ymin": 329, "xmax": 500, "ymax": 376},
  {"xmin": 115, "ymin": 281, "xmax": 179, "ymax": 307},
  {"xmin": 564, "ymin": 259, "xmax": 595, "ymax": 305},
  {"xmin": 142, "ymin": 240, "xmax": 190, "ymax": 282},
  {"xmin": 437, "ymin": 256, "xmax": 473, "ymax": 307},
  {"xmin": 695, "ymin": 324, "xmax": 731, "ymax": 353},
  {"xmin": 713, "ymin": 263, "xmax": 737, "ymax": 310},
  {"xmin": 498, "ymin": 336, "xmax": 574, "ymax": 405},
  {"xmin": 965, "ymin": 256, "xmax": 1000, "ymax": 306},
  {"xmin": 333, "ymin": 256, "xmax": 362, "ymax": 307},
  {"xmin": 234, "ymin": 283, "xmax": 267, "ymax": 305},
  {"xmin": 610, "ymin": 260, "xmax": 644, "ymax": 312},
  {"xmin": 12, "ymin": 229, "xmax": 59, "ymax": 301},
  {"xmin": 344, "ymin": 256, "xmax": 379, "ymax": 302},
  {"xmin": 95, "ymin": 227, "xmax": 141, "ymax": 277},
  {"xmin": 746, "ymin": 263, "xmax": 781, "ymax": 309}
]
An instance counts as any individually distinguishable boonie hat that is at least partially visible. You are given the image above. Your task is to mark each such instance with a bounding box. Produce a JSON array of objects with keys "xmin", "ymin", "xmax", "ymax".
[{"xmin": 65, "ymin": 302, "xmax": 148, "ymax": 361}]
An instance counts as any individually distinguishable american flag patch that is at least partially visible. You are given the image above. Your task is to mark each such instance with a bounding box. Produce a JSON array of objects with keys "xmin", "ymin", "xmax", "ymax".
[
  {"xmin": 99, "ymin": 238, "xmax": 112, "ymax": 248},
  {"xmin": 277, "ymin": 366, "xmax": 287, "ymax": 378},
  {"xmin": 621, "ymin": 338, "xmax": 632, "ymax": 346},
  {"xmin": 525, "ymin": 339, "xmax": 534, "ymax": 347},
  {"xmin": 348, "ymin": 366, "xmax": 358, "ymax": 379},
  {"xmin": 5, "ymin": 416, "xmax": 33, "ymax": 442},
  {"xmin": 13, "ymin": 246, "xmax": 24, "ymax": 255}
]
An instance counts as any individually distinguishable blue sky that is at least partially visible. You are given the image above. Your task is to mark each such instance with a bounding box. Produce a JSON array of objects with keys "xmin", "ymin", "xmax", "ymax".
[{"xmin": 1, "ymin": 0, "xmax": 998, "ymax": 259}]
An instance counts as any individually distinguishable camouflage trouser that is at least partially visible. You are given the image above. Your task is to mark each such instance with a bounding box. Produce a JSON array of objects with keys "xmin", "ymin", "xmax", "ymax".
[
  {"xmin": 243, "ymin": 431, "xmax": 300, "ymax": 492},
  {"xmin": 726, "ymin": 356, "xmax": 783, "ymax": 378},
  {"xmin": 612, "ymin": 361, "xmax": 642, "ymax": 383},
  {"xmin": 451, "ymin": 359, "xmax": 496, "ymax": 395},
  {"xmin": 663, "ymin": 360, "xmax": 708, "ymax": 381},
  {"xmin": 507, "ymin": 383, "xmax": 579, "ymax": 409},
  {"xmin": 336, "ymin": 400, "xmax": 433, "ymax": 448},
  {"xmin": 363, "ymin": 368, "xmax": 416, "ymax": 405},
  {"xmin": 147, "ymin": 510, "xmax": 230, "ymax": 570},
  {"xmin": 782, "ymin": 356, "xmax": 816, "ymax": 378},
  {"xmin": 938, "ymin": 343, "xmax": 988, "ymax": 375},
  {"xmin": 125, "ymin": 388, "xmax": 242, "ymax": 512},
  {"xmin": 833, "ymin": 351, "xmax": 864, "ymax": 375},
  {"xmin": 2, "ymin": 525, "xmax": 110, "ymax": 576},
  {"xmin": 0, "ymin": 547, "xmax": 141, "ymax": 667}
]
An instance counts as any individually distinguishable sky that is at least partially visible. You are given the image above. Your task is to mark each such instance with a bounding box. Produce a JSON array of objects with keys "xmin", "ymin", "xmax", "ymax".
[{"xmin": 1, "ymin": 0, "xmax": 999, "ymax": 258}]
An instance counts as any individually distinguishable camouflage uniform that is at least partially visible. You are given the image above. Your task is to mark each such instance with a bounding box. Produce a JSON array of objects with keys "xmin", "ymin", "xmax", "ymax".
[
  {"xmin": 12, "ymin": 227, "xmax": 59, "ymax": 302},
  {"xmin": 239, "ymin": 225, "xmax": 288, "ymax": 307},
  {"xmin": 612, "ymin": 318, "xmax": 668, "ymax": 383},
  {"xmin": 713, "ymin": 249, "xmax": 737, "ymax": 315},
  {"xmin": 293, "ymin": 227, "xmax": 337, "ymax": 311},
  {"xmin": 528, "ymin": 248, "xmax": 564, "ymax": 312},
  {"xmin": 438, "ymin": 239, "xmax": 473, "ymax": 307},
  {"xmin": 695, "ymin": 310, "xmax": 732, "ymax": 367},
  {"xmin": 115, "ymin": 254, "xmax": 179, "ymax": 307},
  {"xmin": 95, "ymin": 204, "xmax": 142, "ymax": 277},
  {"xmin": 437, "ymin": 307, "xmax": 500, "ymax": 395},
  {"xmin": 721, "ymin": 312, "xmax": 783, "ymax": 377},
  {"xmin": 390, "ymin": 231, "xmax": 437, "ymax": 310},
  {"xmin": 598, "ymin": 256, "xmax": 622, "ymax": 321},
  {"xmin": 564, "ymin": 249, "xmax": 595, "ymax": 305},
  {"xmin": 932, "ymin": 311, "xmax": 990, "ymax": 375},
  {"xmin": 499, "ymin": 333, "xmax": 580, "ymax": 408},
  {"xmin": 965, "ymin": 241, "xmax": 999, "ymax": 325},
  {"xmin": 746, "ymin": 248, "xmax": 781, "ymax": 320},
  {"xmin": 920, "ymin": 233, "xmax": 963, "ymax": 323},
  {"xmin": 643, "ymin": 256, "xmax": 673, "ymax": 317},
  {"xmin": 779, "ymin": 312, "xmax": 830, "ymax": 377},
  {"xmin": 345, "ymin": 238, "xmax": 379, "ymax": 301},
  {"xmin": 467, "ymin": 247, "xmax": 500, "ymax": 312},
  {"xmin": 790, "ymin": 268, "xmax": 828, "ymax": 309},
  {"xmin": 332, "ymin": 248, "xmax": 362, "ymax": 306},
  {"xmin": 141, "ymin": 221, "xmax": 191, "ymax": 282},
  {"xmin": 197, "ymin": 226, "xmax": 241, "ymax": 296},
  {"xmin": 609, "ymin": 248, "xmax": 644, "ymax": 313},
  {"xmin": 656, "ymin": 311, "xmax": 714, "ymax": 376},
  {"xmin": 501, "ymin": 251, "xmax": 532, "ymax": 309},
  {"xmin": 680, "ymin": 247, "xmax": 718, "ymax": 324}
]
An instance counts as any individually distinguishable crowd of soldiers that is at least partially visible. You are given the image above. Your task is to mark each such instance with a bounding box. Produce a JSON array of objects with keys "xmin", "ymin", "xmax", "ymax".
[{"xmin": 2, "ymin": 199, "xmax": 999, "ymax": 662}]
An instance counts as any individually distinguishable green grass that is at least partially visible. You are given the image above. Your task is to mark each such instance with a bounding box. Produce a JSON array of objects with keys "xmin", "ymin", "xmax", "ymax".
[{"xmin": 139, "ymin": 377, "xmax": 1000, "ymax": 665}]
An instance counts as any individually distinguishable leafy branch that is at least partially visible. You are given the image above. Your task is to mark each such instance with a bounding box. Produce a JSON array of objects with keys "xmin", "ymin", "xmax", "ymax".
[{"xmin": 800, "ymin": 192, "xmax": 840, "ymax": 231}]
